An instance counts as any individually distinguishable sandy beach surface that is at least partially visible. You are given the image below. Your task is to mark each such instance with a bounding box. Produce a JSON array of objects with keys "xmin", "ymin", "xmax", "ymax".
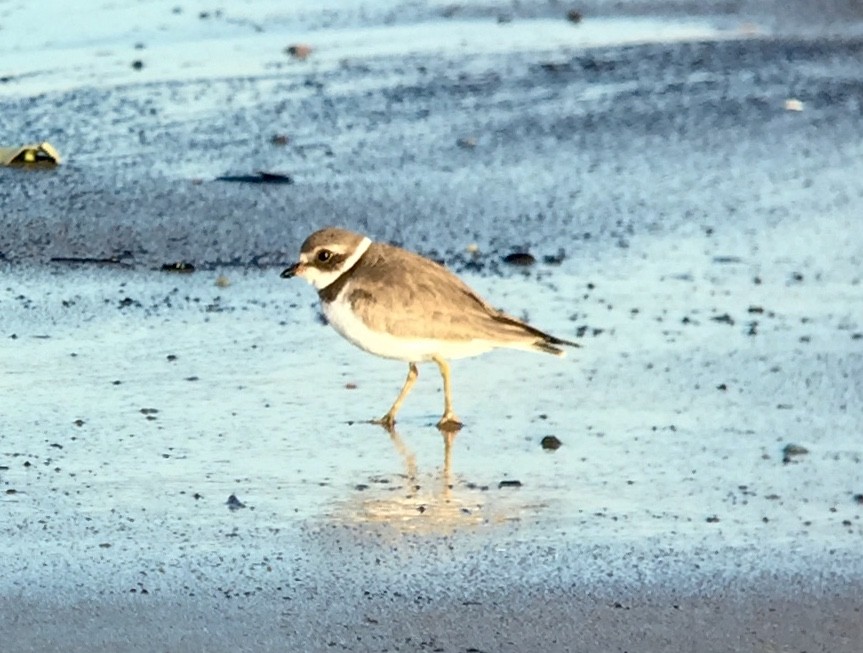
[{"xmin": 2, "ymin": 1, "xmax": 862, "ymax": 651}]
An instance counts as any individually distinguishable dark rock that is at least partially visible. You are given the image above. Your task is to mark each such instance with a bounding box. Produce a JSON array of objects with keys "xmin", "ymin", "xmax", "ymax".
[
  {"xmin": 541, "ymin": 435, "xmax": 562, "ymax": 450},
  {"xmin": 503, "ymin": 252, "xmax": 535, "ymax": 266},
  {"xmin": 285, "ymin": 44, "xmax": 313, "ymax": 60},
  {"xmin": 711, "ymin": 313, "xmax": 735, "ymax": 325},
  {"xmin": 539, "ymin": 62, "xmax": 572, "ymax": 73},
  {"xmin": 782, "ymin": 443, "xmax": 809, "ymax": 464},
  {"xmin": 215, "ymin": 171, "xmax": 293, "ymax": 184},
  {"xmin": 498, "ymin": 480, "xmax": 523, "ymax": 489},
  {"xmin": 161, "ymin": 261, "xmax": 195, "ymax": 273},
  {"xmin": 226, "ymin": 494, "xmax": 246, "ymax": 511}
]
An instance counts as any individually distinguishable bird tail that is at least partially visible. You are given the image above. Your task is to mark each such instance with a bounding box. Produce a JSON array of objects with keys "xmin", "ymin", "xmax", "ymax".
[
  {"xmin": 533, "ymin": 335, "xmax": 581, "ymax": 357},
  {"xmin": 491, "ymin": 313, "xmax": 580, "ymax": 357}
]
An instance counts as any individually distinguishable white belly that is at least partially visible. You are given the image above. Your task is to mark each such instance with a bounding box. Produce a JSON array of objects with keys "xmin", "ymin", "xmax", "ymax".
[{"xmin": 322, "ymin": 296, "xmax": 496, "ymax": 362}]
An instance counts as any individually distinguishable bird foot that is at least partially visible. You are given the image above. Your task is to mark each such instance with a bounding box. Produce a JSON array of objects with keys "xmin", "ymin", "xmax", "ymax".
[
  {"xmin": 436, "ymin": 414, "xmax": 463, "ymax": 432},
  {"xmin": 371, "ymin": 413, "xmax": 397, "ymax": 430}
]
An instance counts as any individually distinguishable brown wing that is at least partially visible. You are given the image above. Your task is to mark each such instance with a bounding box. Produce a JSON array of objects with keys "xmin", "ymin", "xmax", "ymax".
[{"xmin": 346, "ymin": 243, "xmax": 573, "ymax": 348}]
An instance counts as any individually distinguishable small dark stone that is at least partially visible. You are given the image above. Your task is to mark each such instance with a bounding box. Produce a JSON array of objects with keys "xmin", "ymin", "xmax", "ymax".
[
  {"xmin": 541, "ymin": 435, "xmax": 562, "ymax": 450},
  {"xmin": 131, "ymin": 60, "xmax": 144, "ymax": 70},
  {"xmin": 706, "ymin": 515, "xmax": 720, "ymax": 523},
  {"xmin": 161, "ymin": 261, "xmax": 195, "ymax": 273},
  {"xmin": 355, "ymin": 484, "xmax": 369, "ymax": 491},
  {"xmin": 748, "ymin": 305, "xmax": 764, "ymax": 314},
  {"xmin": 498, "ymin": 480, "xmax": 523, "ymax": 489},
  {"xmin": 716, "ymin": 383, "xmax": 727, "ymax": 391},
  {"xmin": 566, "ymin": 9, "xmax": 583, "ymax": 23},
  {"xmin": 782, "ymin": 443, "xmax": 809, "ymax": 464},
  {"xmin": 215, "ymin": 172, "xmax": 293, "ymax": 184},
  {"xmin": 226, "ymin": 494, "xmax": 246, "ymax": 511},
  {"xmin": 539, "ymin": 62, "xmax": 572, "ymax": 73},
  {"xmin": 852, "ymin": 494, "xmax": 863, "ymax": 505},
  {"xmin": 711, "ymin": 313, "xmax": 735, "ymax": 325},
  {"xmin": 286, "ymin": 44, "xmax": 313, "ymax": 60},
  {"xmin": 193, "ymin": 492, "xmax": 203, "ymax": 500},
  {"xmin": 503, "ymin": 252, "xmax": 535, "ymax": 266}
]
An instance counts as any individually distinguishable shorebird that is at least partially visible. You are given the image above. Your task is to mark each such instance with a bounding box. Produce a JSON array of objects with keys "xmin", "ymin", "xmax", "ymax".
[{"xmin": 282, "ymin": 227, "xmax": 579, "ymax": 429}]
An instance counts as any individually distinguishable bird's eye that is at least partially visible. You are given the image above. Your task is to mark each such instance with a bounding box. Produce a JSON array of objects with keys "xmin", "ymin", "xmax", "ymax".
[{"xmin": 316, "ymin": 250, "xmax": 332, "ymax": 263}]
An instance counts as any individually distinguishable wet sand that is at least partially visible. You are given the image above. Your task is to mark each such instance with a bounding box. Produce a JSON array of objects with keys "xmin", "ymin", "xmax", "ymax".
[{"xmin": 2, "ymin": 1, "xmax": 863, "ymax": 651}]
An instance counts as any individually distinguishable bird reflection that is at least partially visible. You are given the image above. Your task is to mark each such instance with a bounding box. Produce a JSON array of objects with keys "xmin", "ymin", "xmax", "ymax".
[{"xmin": 336, "ymin": 423, "xmax": 485, "ymax": 533}]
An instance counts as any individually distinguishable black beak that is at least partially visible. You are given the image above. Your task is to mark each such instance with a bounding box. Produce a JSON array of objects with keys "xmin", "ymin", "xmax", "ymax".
[{"xmin": 280, "ymin": 263, "xmax": 300, "ymax": 279}]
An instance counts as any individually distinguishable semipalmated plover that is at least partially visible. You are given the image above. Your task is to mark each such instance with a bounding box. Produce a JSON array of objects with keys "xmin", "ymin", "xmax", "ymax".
[{"xmin": 281, "ymin": 227, "xmax": 579, "ymax": 430}]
